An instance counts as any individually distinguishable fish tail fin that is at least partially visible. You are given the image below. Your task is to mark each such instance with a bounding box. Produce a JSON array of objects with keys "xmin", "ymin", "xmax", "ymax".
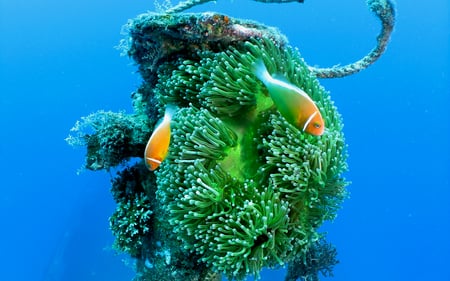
[{"xmin": 252, "ymin": 59, "xmax": 271, "ymax": 85}]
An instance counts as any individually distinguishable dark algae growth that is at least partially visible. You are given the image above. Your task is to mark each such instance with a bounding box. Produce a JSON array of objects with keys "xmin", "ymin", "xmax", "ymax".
[{"xmin": 67, "ymin": 1, "xmax": 395, "ymax": 280}]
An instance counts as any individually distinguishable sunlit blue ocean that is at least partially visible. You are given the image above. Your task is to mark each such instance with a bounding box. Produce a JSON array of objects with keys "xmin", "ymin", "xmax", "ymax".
[{"xmin": 1, "ymin": 0, "xmax": 449, "ymax": 280}]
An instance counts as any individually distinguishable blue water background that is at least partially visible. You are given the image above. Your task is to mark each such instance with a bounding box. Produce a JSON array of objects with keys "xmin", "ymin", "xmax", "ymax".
[{"xmin": 1, "ymin": 0, "xmax": 449, "ymax": 280}]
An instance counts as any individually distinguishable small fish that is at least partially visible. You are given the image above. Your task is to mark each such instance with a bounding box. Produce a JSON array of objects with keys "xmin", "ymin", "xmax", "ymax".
[
  {"xmin": 144, "ymin": 105, "xmax": 177, "ymax": 171},
  {"xmin": 253, "ymin": 60, "xmax": 325, "ymax": 136}
]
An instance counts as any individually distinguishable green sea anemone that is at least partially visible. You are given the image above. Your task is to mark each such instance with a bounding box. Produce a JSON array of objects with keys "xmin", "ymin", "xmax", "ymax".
[
  {"xmin": 149, "ymin": 36, "xmax": 348, "ymax": 279},
  {"xmin": 68, "ymin": 11, "xmax": 355, "ymax": 281}
]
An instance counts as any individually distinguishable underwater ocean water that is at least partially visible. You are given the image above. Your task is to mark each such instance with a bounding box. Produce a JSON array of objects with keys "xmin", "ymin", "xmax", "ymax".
[{"xmin": 0, "ymin": 0, "xmax": 449, "ymax": 280}]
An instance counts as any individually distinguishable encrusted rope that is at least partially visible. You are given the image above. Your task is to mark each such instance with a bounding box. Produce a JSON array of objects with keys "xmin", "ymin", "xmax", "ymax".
[
  {"xmin": 165, "ymin": 0, "xmax": 395, "ymax": 79},
  {"xmin": 165, "ymin": 0, "xmax": 304, "ymax": 14},
  {"xmin": 309, "ymin": 0, "xmax": 395, "ymax": 78},
  {"xmin": 165, "ymin": 0, "xmax": 213, "ymax": 14}
]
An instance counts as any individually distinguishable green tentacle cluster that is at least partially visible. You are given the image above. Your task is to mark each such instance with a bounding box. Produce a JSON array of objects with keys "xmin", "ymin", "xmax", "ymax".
[
  {"xmin": 151, "ymin": 38, "xmax": 348, "ymax": 279},
  {"xmin": 259, "ymin": 113, "xmax": 347, "ymax": 229},
  {"xmin": 156, "ymin": 50, "xmax": 259, "ymax": 117}
]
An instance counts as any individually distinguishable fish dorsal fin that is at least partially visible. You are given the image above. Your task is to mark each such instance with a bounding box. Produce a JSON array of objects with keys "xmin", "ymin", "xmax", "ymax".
[{"xmin": 272, "ymin": 73, "xmax": 291, "ymax": 84}]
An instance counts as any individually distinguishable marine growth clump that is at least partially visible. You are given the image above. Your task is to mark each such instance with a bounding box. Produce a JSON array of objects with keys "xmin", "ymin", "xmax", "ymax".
[{"xmin": 67, "ymin": 0, "xmax": 395, "ymax": 280}]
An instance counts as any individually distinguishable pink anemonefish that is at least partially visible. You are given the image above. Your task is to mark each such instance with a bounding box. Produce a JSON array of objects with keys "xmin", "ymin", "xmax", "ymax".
[
  {"xmin": 144, "ymin": 105, "xmax": 177, "ymax": 171},
  {"xmin": 253, "ymin": 60, "xmax": 325, "ymax": 136}
]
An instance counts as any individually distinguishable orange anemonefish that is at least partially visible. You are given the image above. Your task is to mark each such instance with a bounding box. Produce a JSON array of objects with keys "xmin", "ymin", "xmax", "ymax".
[
  {"xmin": 253, "ymin": 60, "xmax": 325, "ymax": 136},
  {"xmin": 144, "ymin": 105, "xmax": 177, "ymax": 171}
]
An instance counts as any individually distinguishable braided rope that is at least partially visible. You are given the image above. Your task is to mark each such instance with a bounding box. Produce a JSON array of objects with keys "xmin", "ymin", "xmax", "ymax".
[
  {"xmin": 310, "ymin": 0, "xmax": 395, "ymax": 78},
  {"xmin": 164, "ymin": 0, "xmax": 395, "ymax": 79}
]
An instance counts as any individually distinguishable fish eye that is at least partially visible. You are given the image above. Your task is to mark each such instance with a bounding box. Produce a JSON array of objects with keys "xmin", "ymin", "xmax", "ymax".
[{"xmin": 313, "ymin": 122, "xmax": 321, "ymax": 129}]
